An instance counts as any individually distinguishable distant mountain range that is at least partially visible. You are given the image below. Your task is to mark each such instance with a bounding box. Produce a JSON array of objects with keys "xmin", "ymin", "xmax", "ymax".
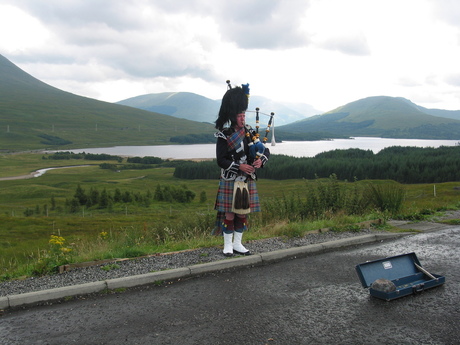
[
  {"xmin": 276, "ymin": 96, "xmax": 460, "ymax": 140},
  {"xmin": 116, "ymin": 93, "xmax": 322, "ymax": 126},
  {"xmin": 1, "ymin": 53, "xmax": 460, "ymax": 152},
  {"xmin": 118, "ymin": 91, "xmax": 460, "ymax": 140}
]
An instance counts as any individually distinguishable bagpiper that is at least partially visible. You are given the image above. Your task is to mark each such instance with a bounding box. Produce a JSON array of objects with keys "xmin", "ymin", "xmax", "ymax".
[{"xmin": 213, "ymin": 81, "xmax": 270, "ymax": 256}]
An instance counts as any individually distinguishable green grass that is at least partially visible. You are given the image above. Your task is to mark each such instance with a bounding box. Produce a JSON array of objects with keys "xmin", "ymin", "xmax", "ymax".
[{"xmin": 1, "ymin": 153, "xmax": 459, "ymax": 280}]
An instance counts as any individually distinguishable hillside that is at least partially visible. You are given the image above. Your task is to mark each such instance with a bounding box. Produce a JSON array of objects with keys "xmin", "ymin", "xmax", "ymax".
[
  {"xmin": 117, "ymin": 92, "xmax": 218, "ymax": 124},
  {"xmin": 277, "ymin": 96, "xmax": 460, "ymax": 139},
  {"xmin": 116, "ymin": 93, "xmax": 321, "ymax": 126},
  {"xmin": 407, "ymin": 100, "xmax": 460, "ymax": 121},
  {"xmin": 0, "ymin": 54, "xmax": 214, "ymax": 151}
]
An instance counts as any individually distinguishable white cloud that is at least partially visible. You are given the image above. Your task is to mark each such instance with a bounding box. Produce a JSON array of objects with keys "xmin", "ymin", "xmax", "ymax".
[
  {"xmin": 2, "ymin": 0, "xmax": 460, "ymax": 112},
  {"xmin": 0, "ymin": 4, "xmax": 51, "ymax": 52},
  {"xmin": 216, "ymin": 0, "xmax": 311, "ymax": 49},
  {"xmin": 445, "ymin": 73, "xmax": 460, "ymax": 87},
  {"xmin": 319, "ymin": 33, "xmax": 370, "ymax": 56}
]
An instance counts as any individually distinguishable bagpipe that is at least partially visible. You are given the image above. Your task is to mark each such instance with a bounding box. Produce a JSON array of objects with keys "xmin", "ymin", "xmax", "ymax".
[
  {"xmin": 226, "ymin": 80, "xmax": 275, "ymax": 161},
  {"xmin": 245, "ymin": 107, "xmax": 275, "ymax": 160}
]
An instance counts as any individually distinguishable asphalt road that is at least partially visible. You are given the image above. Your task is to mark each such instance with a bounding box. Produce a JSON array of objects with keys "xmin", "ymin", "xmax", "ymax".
[{"xmin": 1, "ymin": 226, "xmax": 459, "ymax": 345}]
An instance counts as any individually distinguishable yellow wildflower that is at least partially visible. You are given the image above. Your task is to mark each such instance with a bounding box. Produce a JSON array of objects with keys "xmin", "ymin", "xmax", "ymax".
[{"xmin": 49, "ymin": 235, "xmax": 65, "ymax": 246}]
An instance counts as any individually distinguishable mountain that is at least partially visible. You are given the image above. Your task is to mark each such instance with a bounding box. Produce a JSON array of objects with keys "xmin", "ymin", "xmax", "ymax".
[
  {"xmin": 0, "ymin": 54, "xmax": 214, "ymax": 151},
  {"xmin": 116, "ymin": 92, "xmax": 218, "ymax": 124},
  {"xmin": 116, "ymin": 93, "xmax": 322, "ymax": 126},
  {"xmin": 276, "ymin": 96, "xmax": 460, "ymax": 140},
  {"xmin": 401, "ymin": 99, "xmax": 460, "ymax": 121}
]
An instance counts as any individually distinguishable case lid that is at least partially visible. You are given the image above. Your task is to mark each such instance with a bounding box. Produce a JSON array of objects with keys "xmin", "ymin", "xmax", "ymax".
[{"xmin": 355, "ymin": 252, "xmax": 422, "ymax": 288}]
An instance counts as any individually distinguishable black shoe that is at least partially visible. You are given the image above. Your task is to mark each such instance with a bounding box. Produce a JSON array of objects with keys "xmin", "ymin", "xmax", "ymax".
[
  {"xmin": 233, "ymin": 249, "xmax": 252, "ymax": 256},
  {"xmin": 223, "ymin": 252, "xmax": 234, "ymax": 257}
]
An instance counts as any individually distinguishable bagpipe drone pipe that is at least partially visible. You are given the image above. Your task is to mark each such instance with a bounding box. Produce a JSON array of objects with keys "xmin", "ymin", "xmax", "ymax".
[{"xmin": 245, "ymin": 107, "xmax": 275, "ymax": 160}]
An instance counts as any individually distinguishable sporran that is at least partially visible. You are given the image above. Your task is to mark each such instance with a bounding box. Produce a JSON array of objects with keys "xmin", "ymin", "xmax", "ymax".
[{"xmin": 232, "ymin": 176, "xmax": 251, "ymax": 214}]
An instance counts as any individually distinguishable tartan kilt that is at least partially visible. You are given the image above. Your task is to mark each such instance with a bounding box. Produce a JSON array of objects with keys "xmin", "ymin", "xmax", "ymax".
[{"xmin": 214, "ymin": 178, "xmax": 261, "ymax": 213}]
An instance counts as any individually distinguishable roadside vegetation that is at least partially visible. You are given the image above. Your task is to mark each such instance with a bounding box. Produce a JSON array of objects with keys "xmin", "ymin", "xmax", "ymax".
[{"xmin": 1, "ymin": 149, "xmax": 459, "ymax": 282}]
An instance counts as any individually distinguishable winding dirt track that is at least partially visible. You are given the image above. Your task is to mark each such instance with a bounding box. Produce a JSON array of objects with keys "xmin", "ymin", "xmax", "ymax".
[
  {"xmin": 0, "ymin": 173, "xmax": 37, "ymax": 181},
  {"xmin": 0, "ymin": 165, "xmax": 91, "ymax": 181}
]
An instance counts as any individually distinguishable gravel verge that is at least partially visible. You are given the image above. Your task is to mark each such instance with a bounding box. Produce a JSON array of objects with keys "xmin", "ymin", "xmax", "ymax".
[{"xmin": 0, "ymin": 229, "xmax": 385, "ymax": 297}]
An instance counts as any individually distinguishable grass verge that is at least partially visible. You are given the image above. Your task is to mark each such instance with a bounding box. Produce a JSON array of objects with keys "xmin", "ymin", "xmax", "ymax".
[{"xmin": 1, "ymin": 154, "xmax": 459, "ymax": 281}]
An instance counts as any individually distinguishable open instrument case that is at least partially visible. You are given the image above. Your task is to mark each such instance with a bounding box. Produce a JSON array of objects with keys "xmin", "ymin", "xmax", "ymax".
[{"xmin": 355, "ymin": 252, "xmax": 445, "ymax": 301}]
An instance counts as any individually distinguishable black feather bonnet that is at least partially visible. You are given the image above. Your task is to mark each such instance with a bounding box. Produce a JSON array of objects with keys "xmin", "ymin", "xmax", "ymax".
[{"xmin": 214, "ymin": 81, "xmax": 250, "ymax": 130}]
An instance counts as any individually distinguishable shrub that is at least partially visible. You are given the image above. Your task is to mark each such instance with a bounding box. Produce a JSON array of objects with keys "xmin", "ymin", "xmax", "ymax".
[{"xmin": 366, "ymin": 182, "xmax": 405, "ymax": 215}]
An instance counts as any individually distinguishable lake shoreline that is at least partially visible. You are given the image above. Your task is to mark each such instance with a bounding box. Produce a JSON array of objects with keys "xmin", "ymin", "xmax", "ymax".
[{"xmin": 63, "ymin": 137, "xmax": 460, "ymax": 159}]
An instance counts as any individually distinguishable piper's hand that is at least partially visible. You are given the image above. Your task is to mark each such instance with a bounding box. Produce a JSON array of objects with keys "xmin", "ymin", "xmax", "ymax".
[
  {"xmin": 258, "ymin": 154, "xmax": 268, "ymax": 167},
  {"xmin": 239, "ymin": 163, "xmax": 255, "ymax": 174},
  {"xmin": 252, "ymin": 159, "xmax": 262, "ymax": 169}
]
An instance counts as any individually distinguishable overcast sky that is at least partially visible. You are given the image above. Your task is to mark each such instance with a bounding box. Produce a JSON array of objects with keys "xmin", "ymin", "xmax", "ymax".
[{"xmin": 1, "ymin": 0, "xmax": 460, "ymax": 113}]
